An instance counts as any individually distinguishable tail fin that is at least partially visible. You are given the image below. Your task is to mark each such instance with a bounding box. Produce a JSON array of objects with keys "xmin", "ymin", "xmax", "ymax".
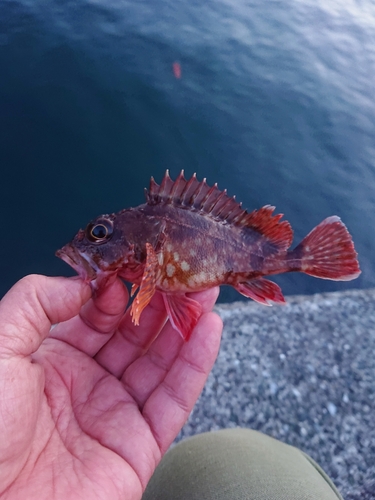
[{"xmin": 289, "ymin": 216, "xmax": 361, "ymax": 281}]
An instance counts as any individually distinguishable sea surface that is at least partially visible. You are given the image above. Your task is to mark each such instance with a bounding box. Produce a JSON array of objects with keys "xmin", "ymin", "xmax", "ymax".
[{"xmin": 1, "ymin": 0, "xmax": 374, "ymax": 302}]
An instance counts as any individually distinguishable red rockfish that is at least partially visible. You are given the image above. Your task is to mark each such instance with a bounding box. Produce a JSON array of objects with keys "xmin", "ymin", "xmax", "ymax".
[{"xmin": 57, "ymin": 171, "xmax": 361, "ymax": 340}]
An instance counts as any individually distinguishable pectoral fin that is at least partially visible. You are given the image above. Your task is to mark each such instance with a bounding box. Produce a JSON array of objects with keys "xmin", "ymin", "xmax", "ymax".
[
  {"xmin": 131, "ymin": 243, "xmax": 158, "ymax": 325},
  {"xmin": 234, "ymin": 278, "xmax": 286, "ymax": 305},
  {"xmin": 162, "ymin": 293, "xmax": 202, "ymax": 341}
]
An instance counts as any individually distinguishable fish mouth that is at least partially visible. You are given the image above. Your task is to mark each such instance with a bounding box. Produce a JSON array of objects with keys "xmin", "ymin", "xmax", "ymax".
[{"xmin": 56, "ymin": 244, "xmax": 98, "ymax": 282}]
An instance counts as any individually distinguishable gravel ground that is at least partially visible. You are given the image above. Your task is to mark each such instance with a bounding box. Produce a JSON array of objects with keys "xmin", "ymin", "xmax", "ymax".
[{"xmin": 176, "ymin": 288, "xmax": 375, "ymax": 500}]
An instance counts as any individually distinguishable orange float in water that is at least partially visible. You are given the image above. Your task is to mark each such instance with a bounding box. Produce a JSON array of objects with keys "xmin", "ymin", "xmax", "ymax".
[{"xmin": 173, "ymin": 62, "xmax": 181, "ymax": 79}]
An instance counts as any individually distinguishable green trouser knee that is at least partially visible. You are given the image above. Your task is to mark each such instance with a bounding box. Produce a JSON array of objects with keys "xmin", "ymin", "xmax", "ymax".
[{"xmin": 143, "ymin": 429, "xmax": 343, "ymax": 500}]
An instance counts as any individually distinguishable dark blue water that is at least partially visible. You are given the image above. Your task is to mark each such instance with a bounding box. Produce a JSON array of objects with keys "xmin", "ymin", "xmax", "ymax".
[{"xmin": 1, "ymin": 0, "xmax": 374, "ymax": 302}]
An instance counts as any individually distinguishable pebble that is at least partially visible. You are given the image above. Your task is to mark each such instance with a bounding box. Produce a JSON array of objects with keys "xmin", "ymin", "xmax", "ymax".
[{"xmin": 176, "ymin": 288, "xmax": 375, "ymax": 500}]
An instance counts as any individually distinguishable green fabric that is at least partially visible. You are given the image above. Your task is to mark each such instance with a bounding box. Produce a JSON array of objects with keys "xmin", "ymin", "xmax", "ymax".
[{"xmin": 143, "ymin": 429, "xmax": 343, "ymax": 500}]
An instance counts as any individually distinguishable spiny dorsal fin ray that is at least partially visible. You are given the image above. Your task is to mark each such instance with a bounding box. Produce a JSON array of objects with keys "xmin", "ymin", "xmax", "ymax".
[{"xmin": 145, "ymin": 171, "xmax": 293, "ymax": 251}]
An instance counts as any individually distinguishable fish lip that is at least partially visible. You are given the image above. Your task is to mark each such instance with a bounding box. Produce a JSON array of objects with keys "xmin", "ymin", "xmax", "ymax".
[{"xmin": 56, "ymin": 244, "xmax": 97, "ymax": 281}]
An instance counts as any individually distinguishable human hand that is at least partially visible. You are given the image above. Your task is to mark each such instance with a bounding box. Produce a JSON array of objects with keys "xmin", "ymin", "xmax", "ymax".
[{"xmin": 0, "ymin": 275, "xmax": 222, "ymax": 500}]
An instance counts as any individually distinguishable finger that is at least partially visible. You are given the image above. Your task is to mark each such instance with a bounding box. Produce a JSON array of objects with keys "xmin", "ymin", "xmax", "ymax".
[
  {"xmin": 143, "ymin": 311, "xmax": 223, "ymax": 454},
  {"xmin": 50, "ymin": 277, "xmax": 129, "ymax": 357},
  {"xmin": 95, "ymin": 286, "xmax": 220, "ymax": 378},
  {"xmin": 0, "ymin": 275, "xmax": 91, "ymax": 358},
  {"xmin": 122, "ymin": 287, "xmax": 220, "ymax": 406},
  {"xmin": 94, "ymin": 291, "xmax": 167, "ymax": 377}
]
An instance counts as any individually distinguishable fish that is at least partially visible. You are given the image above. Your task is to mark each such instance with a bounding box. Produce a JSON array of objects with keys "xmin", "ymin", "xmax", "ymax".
[{"xmin": 56, "ymin": 171, "xmax": 361, "ymax": 341}]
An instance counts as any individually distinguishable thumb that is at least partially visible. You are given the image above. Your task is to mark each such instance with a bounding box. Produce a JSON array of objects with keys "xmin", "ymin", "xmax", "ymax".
[{"xmin": 0, "ymin": 275, "xmax": 91, "ymax": 358}]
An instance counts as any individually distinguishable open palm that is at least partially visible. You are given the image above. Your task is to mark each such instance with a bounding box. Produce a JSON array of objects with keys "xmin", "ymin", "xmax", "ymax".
[{"xmin": 0, "ymin": 275, "xmax": 222, "ymax": 500}]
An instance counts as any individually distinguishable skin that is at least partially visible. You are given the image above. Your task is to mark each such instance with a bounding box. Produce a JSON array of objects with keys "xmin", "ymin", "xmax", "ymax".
[{"xmin": 0, "ymin": 274, "xmax": 223, "ymax": 500}]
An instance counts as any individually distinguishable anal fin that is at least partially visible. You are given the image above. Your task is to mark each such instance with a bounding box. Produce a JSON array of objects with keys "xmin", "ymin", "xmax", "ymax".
[
  {"xmin": 162, "ymin": 293, "xmax": 202, "ymax": 341},
  {"xmin": 234, "ymin": 278, "xmax": 286, "ymax": 306}
]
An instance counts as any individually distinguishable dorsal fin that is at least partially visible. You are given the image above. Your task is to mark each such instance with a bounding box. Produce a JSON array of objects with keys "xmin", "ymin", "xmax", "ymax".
[{"xmin": 145, "ymin": 170, "xmax": 293, "ymax": 251}]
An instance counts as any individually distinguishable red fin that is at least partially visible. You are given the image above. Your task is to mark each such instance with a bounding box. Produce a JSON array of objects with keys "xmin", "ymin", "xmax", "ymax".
[
  {"xmin": 162, "ymin": 293, "xmax": 202, "ymax": 341},
  {"xmin": 145, "ymin": 171, "xmax": 293, "ymax": 251},
  {"xmin": 131, "ymin": 243, "xmax": 158, "ymax": 325},
  {"xmin": 234, "ymin": 278, "xmax": 286, "ymax": 305},
  {"xmin": 290, "ymin": 216, "xmax": 361, "ymax": 281},
  {"xmin": 243, "ymin": 206, "xmax": 293, "ymax": 252}
]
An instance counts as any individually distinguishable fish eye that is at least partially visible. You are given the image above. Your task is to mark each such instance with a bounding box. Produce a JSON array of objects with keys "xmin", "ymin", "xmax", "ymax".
[{"xmin": 86, "ymin": 219, "xmax": 113, "ymax": 243}]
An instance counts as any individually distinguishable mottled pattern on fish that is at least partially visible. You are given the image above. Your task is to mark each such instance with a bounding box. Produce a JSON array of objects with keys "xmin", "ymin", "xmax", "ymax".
[{"xmin": 57, "ymin": 171, "xmax": 361, "ymax": 340}]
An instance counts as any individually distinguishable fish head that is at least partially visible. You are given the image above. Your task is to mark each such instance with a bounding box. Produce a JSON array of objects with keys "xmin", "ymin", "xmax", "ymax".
[{"xmin": 56, "ymin": 212, "xmax": 137, "ymax": 290}]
